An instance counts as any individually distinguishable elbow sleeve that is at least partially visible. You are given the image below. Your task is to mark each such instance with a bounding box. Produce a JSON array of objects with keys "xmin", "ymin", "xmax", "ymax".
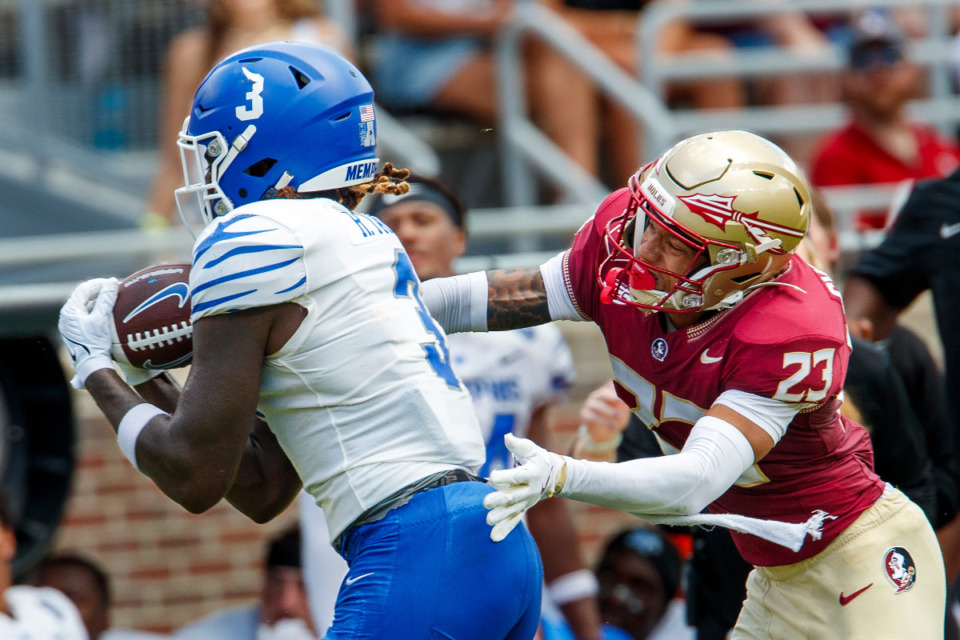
[{"xmin": 420, "ymin": 271, "xmax": 489, "ymax": 333}]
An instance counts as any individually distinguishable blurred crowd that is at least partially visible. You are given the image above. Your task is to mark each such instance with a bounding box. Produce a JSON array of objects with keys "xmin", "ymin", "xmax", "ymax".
[
  {"xmin": 128, "ymin": 0, "xmax": 960, "ymax": 225},
  {"xmin": 6, "ymin": 0, "xmax": 959, "ymax": 223}
]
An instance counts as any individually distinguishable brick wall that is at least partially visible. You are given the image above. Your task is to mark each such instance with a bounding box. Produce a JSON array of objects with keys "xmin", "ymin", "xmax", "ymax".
[
  {"xmin": 50, "ymin": 321, "xmax": 639, "ymax": 634},
  {"xmin": 55, "ymin": 391, "xmax": 298, "ymax": 634}
]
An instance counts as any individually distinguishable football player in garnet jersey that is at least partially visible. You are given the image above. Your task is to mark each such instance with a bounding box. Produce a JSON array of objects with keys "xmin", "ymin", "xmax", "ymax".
[
  {"xmin": 57, "ymin": 42, "xmax": 543, "ymax": 640},
  {"xmin": 421, "ymin": 130, "xmax": 946, "ymax": 638}
]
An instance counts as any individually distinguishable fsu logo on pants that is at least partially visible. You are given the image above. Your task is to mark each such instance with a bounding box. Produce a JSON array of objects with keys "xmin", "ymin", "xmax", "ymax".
[{"xmin": 883, "ymin": 547, "xmax": 916, "ymax": 594}]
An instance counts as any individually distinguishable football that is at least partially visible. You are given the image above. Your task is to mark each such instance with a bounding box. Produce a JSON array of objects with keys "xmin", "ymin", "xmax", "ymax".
[{"xmin": 111, "ymin": 263, "xmax": 193, "ymax": 370}]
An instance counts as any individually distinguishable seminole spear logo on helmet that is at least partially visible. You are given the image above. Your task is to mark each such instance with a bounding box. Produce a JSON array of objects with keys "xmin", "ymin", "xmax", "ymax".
[{"xmin": 678, "ymin": 193, "xmax": 806, "ymax": 255}]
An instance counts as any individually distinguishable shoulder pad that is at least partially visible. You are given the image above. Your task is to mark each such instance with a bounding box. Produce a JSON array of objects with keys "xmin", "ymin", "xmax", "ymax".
[{"xmin": 190, "ymin": 212, "xmax": 307, "ymax": 321}]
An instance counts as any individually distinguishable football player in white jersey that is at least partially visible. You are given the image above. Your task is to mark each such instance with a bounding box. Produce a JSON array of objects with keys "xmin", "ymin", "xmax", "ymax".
[
  {"xmin": 57, "ymin": 42, "xmax": 543, "ymax": 640},
  {"xmin": 298, "ymin": 175, "xmax": 603, "ymax": 638},
  {"xmin": 0, "ymin": 488, "xmax": 89, "ymax": 640}
]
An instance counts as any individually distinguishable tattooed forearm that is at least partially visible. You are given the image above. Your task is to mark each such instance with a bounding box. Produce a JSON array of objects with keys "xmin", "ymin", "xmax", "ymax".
[{"xmin": 486, "ymin": 268, "xmax": 551, "ymax": 330}]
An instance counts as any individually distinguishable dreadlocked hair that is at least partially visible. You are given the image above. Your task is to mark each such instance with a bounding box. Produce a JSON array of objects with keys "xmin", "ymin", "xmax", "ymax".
[{"xmin": 267, "ymin": 163, "xmax": 411, "ymax": 210}]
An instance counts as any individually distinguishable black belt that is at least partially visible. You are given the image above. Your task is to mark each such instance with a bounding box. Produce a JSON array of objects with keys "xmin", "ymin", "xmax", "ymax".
[{"xmin": 335, "ymin": 468, "xmax": 483, "ymax": 552}]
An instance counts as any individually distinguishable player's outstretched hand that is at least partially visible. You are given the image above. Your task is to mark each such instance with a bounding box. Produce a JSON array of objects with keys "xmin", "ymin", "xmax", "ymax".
[
  {"xmin": 58, "ymin": 278, "xmax": 119, "ymax": 388},
  {"xmin": 483, "ymin": 434, "xmax": 568, "ymax": 542},
  {"xmin": 579, "ymin": 381, "xmax": 630, "ymax": 445}
]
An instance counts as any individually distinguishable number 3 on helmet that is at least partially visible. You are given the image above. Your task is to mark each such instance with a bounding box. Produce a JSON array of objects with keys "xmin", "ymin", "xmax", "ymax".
[
  {"xmin": 600, "ymin": 130, "xmax": 811, "ymax": 313},
  {"xmin": 175, "ymin": 41, "xmax": 379, "ymax": 228}
]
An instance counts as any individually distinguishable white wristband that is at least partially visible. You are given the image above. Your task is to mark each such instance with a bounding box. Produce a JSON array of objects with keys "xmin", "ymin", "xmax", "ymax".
[
  {"xmin": 74, "ymin": 355, "xmax": 115, "ymax": 388},
  {"xmin": 117, "ymin": 404, "xmax": 168, "ymax": 471},
  {"xmin": 547, "ymin": 569, "xmax": 599, "ymax": 606}
]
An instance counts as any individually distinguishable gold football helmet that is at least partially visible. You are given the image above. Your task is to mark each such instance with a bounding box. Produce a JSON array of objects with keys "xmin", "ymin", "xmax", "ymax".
[{"xmin": 599, "ymin": 130, "xmax": 811, "ymax": 313}]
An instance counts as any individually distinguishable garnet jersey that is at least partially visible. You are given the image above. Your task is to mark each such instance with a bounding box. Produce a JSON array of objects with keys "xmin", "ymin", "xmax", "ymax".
[
  {"xmin": 189, "ymin": 198, "xmax": 485, "ymax": 542},
  {"xmin": 564, "ymin": 189, "xmax": 885, "ymax": 566},
  {"xmin": 448, "ymin": 326, "xmax": 574, "ymax": 476}
]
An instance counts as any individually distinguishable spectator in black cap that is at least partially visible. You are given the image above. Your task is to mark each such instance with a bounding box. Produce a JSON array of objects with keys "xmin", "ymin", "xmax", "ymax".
[
  {"xmin": 596, "ymin": 526, "xmax": 690, "ymax": 640},
  {"xmin": 363, "ymin": 173, "xmax": 467, "ymax": 281},
  {"xmin": 175, "ymin": 526, "xmax": 316, "ymax": 640},
  {"xmin": 809, "ymin": 7, "xmax": 960, "ymax": 230},
  {"xmin": 540, "ymin": 525, "xmax": 694, "ymax": 640}
]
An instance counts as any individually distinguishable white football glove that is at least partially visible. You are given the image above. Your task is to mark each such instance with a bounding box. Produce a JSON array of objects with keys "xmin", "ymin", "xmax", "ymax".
[
  {"xmin": 58, "ymin": 278, "xmax": 119, "ymax": 388},
  {"xmin": 483, "ymin": 433, "xmax": 569, "ymax": 542}
]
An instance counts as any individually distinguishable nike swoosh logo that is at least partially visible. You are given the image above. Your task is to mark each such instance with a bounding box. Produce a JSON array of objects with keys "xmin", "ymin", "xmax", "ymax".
[
  {"xmin": 941, "ymin": 222, "xmax": 960, "ymax": 239},
  {"xmin": 344, "ymin": 572, "xmax": 374, "ymax": 586},
  {"xmin": 142, "ymin": 352, "xmax": 194, "ymax": 369},
  {"xmin": 839, "ymin": 583, "xmax": 873, "ymax": 606},
  {"xmin": 700, "ymin": 349, "xmax": 723, "ymax": 365},
  {"xmin": 63, "ymin": 336, "xmax": 91, "ymax": 356},
  {"xmin": 122, "ymin": 283, "xmax": 191, "ymax": 323}
]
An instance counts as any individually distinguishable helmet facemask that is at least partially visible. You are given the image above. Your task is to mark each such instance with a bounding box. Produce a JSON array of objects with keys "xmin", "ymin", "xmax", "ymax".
[
  {"xmin": 601, "ymin": 176, "xmax": 751, "ymax": 314},
  {"xmin": 176, "ymin": 118, "xmax": 260, "ymax": 233}
]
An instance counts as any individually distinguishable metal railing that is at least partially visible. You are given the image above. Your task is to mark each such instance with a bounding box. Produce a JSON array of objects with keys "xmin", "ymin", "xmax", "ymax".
[
  {"xmin": 0, "ymin": 183, "xmax": 898, "ymax": 314},
  {"xmin": 491, "ymin": 0, "xmax": 956, "ymax": 252},
  {"xmin": 0, "ymin": 1, "xmax": 929, "ymax": 313},
  {"xmin": 0, "ymin": 0, "xmax": 440, "ymax": 190},
  {"xmin": 638, "ymin": 0, "xmax": 960, "ymax": 140},
  {"xmin": 495, "ymin": 1, "xmax": 675, "ymax": 208}
]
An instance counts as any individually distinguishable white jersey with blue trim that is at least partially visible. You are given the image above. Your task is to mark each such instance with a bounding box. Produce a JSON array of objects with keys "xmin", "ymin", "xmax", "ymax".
[
  {"xmin": 190, "ymin": 198, "xmax": 485, "ymax": 543},
  {"xmin": 448, "ymin": 326, "xmax": 574, "ymax": 476},
  {"xmin": 1, "ymin": 586, "xmax": 89, "ymax": 640}
]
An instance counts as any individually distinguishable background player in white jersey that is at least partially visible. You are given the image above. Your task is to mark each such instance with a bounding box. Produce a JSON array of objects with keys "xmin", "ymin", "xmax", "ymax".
[
  {"xmin": 0, "ymin": 488, "xmax": 88, "ymax": 640},
  {"xmin": 56, "ymin": 42, "xmax": 542, "ymax": 640}
]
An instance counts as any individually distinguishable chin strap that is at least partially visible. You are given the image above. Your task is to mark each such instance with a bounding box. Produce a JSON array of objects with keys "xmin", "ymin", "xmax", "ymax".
[
  {"xmin": 708, "ymin": 290, "xmax": 744, "ymax": 310},
  {"xmin": 212, "ymin": 124, "xmax": 257, "ymax": 184},
  {"xmin": 275, "ymin": 171, "xmax": 294, "ymax": 190},
  {"xmin": 745, "ymin": 222, "xmax": 784, "ymax": 255}
]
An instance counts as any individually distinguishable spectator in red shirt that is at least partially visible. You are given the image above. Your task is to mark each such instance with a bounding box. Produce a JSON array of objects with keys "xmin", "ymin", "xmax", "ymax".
[{"xmin": 810, "ymin": 8, "xmax": 960, "ymax": 230}]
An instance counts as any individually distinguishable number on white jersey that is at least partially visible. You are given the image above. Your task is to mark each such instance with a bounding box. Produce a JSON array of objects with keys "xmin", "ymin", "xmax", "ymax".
[
  {"xmin": 479, "ymin": 413, "xmax": 516, "ymax": 476},
  {"xmin": 393, "ymin": 251, "xmax": 460, "ymax": 388}
]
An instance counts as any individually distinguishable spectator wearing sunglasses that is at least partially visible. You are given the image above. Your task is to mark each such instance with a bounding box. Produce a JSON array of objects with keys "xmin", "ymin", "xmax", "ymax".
[{"xmin": 809, "ymin": 8, "xmax": 960, "ymax": 231}]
